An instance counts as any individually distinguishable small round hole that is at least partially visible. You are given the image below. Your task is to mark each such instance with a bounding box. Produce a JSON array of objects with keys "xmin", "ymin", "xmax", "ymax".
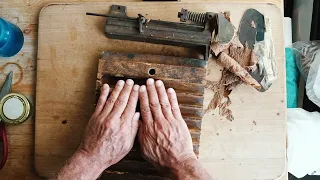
[
  {"xmin": 117, "ymin": 6, "xmax": 121, "ymax": 10},
  {"xmin": 148, "ymin": 68, "xmax": 156, "ymax": 76},
  {"xmin": 208, "ymin": 15, "xmax": 213, "ymax": 19}
]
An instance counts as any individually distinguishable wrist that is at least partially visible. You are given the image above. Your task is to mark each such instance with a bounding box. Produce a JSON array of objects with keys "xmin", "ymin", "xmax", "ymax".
[
  {"xmin": 168, "ymin": 157, "xmax": 213, "ymax": 180},
  {"xmin": 55, "ymin": 149, "xmax": 109, "ymax": 180},
  {"xmin": 75, "ymin": 149, "xmax": 110, "ymax": 173},
  {"xmin": 168, "ymin": 156, "xmax": 198, "ymax": 178}
]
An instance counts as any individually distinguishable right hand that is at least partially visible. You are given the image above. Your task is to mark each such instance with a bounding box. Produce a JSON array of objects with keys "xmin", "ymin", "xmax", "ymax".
[{"xmin": 138, "ymin": 78, "xmax": 196, "ymax": 171}]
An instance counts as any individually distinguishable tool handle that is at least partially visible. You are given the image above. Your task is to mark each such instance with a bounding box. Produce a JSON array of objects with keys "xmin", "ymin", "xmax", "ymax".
[{"xmin": 0, "ymin": 122, "xmax": 8, "ymax": 170}]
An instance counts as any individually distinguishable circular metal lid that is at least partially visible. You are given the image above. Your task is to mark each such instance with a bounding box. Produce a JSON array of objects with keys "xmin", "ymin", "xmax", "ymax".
[{"xmin": 0, "ymin": 93, "xmax": 31, "ymax": 125}]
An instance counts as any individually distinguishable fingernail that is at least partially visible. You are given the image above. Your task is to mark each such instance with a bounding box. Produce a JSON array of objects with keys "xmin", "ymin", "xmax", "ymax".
[
  {"xmin": 133, "ymin": 84, "xmax": 139, "ymax": 91},
  {"xmin": 140, "ymin": 85, "xmax": 146, "ymax": 92},
  {"xmin": 155, "ymin": 80, "xmax": 163, "ymax": 87},
  {"xmin": 117, "ymin": 80, "xmax": 125, "ymax": 87},
  {"xmin": 147, "ymin": 78, "xmax": 154, "ymax": 85},
  {"xmin": 135, "ymin": 112, "xmax": 140, "ymax": 119},
  {"xmin": 126, "ymin": 79, "xmax": 134, "ymax": 85},
  {"xmin": 168, "ymin": 88, "xmax": 174, "ymax": 93},
  {"xmin": 102, "ymin": 84, "xmax": 109, "ymax": 90}
]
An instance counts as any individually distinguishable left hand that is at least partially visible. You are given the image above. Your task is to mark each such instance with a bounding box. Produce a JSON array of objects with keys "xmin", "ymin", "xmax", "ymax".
[{"xmin": 78, "ymin": 79, "xmax": 140, "ymax": 169}]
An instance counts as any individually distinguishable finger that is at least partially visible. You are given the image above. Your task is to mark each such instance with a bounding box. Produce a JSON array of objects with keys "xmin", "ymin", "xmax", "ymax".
[
  {"xmin": 131, "ymin": 112, "xmax": 140, "ymax": 135},
  {"xmin": 110, "ymin": 79, "xmax": 134, "ymax": 117},
  {"xmin": 137, "ymin": 120, "xmax": 142, "ymax": 136},
  {"xmin": 155, "ymin": 80, "xmax": 173, "ymax": 119},
  {"xmin": 167, "ymin": 88, "xmax": 183, "ymax": 119},
  {"xmin": 94, "ymin": 84, "xmax": 110, "ymax": 115},
  {"xmin": 137, "ymin": 120, "xmax": 144, "ymax": 144},
  {"xmin": 139, "ymin": 85, "xmax": 153, "ymax": 124},
  {"xmin": 146, "ymin": 78, "xmax": 164, "ymax": 119},
  {"xmin": 123, "ymin": 112, "xmax": 140, "ymax": 154},
  {"xmin": 101, "ymin": 80, "xmax": 125, "ymax": 116},
  {"xmin": 121, "ymin": 84, "xmax": 139, "ymax": 121}
]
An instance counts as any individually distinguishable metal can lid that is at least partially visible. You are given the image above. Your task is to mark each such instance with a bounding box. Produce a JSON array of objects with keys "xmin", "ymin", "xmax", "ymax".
[{"xmin": 0, "ymin": 93, "xmax": 31, "ymax": 125}]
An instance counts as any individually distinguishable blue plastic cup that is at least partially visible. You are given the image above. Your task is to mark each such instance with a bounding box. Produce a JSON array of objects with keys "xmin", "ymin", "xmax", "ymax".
[{"xmin": 0, "ymin": 18, "xmax": 24, "ymax": 57}]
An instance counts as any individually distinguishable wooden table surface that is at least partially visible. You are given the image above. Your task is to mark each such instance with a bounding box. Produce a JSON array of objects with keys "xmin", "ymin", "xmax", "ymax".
[{"xmin": 0, "ymin": 0, "xmax": 286, "ymax": 179}]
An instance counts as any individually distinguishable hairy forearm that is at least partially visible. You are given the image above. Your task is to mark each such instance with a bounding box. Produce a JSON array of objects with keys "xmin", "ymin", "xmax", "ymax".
[
  {"xmin": 52, "ymin": 150, "xmax": 108, "ymax": 180},
  {"xmin": 169, "ymin": 158, "xmax": 213, "ymax": 180}
]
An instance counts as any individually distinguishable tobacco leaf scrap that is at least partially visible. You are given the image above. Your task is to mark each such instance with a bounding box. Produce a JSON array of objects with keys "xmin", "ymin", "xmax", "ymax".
[
  {"xmin": 206, "ymin": 36, "xmax": 260, "ymax": 121},
  {"xmin": 206, "ymin": 71, "xmax": 234, "ymax": 121},
  {"xmin": 218, "ymin": 52, "xmax": 261, "ymax": 89}
]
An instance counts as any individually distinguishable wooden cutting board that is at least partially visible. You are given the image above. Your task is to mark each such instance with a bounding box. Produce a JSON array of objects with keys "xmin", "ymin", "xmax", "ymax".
[{"xmin": 35, "ymin": 2, "xmax": 286, "ymax": 179}]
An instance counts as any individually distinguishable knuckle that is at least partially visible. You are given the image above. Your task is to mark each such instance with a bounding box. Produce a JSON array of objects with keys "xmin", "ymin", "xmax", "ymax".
[
  {"xmin": 140, "ymin": 94, "xmax": 148, "ymax": 101},
  {"xmin": 107, "ymin": 97, "xmax": 116, "ymax": 104},
  {"xmin": 96, "ymin": 100, "xmax": 104, "ymax": 108},
  {"xmin": 160, "ymin": 102, "xmax": 171, "ymax": 109},
  {"xmin": 150, "ymin": 102, "xmax": 161, "ymax": 110},
  {"xmin": 140, "ymin": 106, "xmax": 151, "ymax": 113},
  {"xmin": 115, "ymin": 98, "xmax": 125, "ymax": 106},
  {"xmin": 125, "ymin": 103, "xmax": 135, "ymax": 111},
  {"xmin": 171, "ymin": 106, "xmax": 180, "ymax": 113},
  {"xmin": 90, "ymin": 112, "xmax": 99, "ymax": 120}
]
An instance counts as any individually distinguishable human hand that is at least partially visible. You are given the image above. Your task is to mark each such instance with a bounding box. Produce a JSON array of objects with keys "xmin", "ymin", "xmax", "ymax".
[
  {"xmin": 138, "ymin": 78, "xmax": 196, "ymax": 171},
  {"xmin": 78, "ymin": 79, "xmax": 140, "ymax": 169},
  {"xmin": 55, "ymin": 78, "xmax": 212, "ymax": 180}
]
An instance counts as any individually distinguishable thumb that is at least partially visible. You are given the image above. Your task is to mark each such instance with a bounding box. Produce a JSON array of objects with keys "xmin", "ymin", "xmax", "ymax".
[{"xmin": 131, "ymin": 112, "xmax": 140, "ymax": 133}]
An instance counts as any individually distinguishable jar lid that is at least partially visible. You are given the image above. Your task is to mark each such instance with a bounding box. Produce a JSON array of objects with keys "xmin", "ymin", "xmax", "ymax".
[{"xmin": 0, "ymin": 93, "xmax": 31, "ymax": 125}]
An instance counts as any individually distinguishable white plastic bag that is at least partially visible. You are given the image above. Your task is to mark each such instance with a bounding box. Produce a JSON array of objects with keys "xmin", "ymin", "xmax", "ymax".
[
  {"xmin": 306, "ymin": 52, "xmax": 320, "ymax": 107},
  {"xmin": 287, "ymin": 108, "xmax": 320, "ymax": 178},
  {"xmin": 293, "ymin": 41, "xmax": 320, "ymax": 107}
]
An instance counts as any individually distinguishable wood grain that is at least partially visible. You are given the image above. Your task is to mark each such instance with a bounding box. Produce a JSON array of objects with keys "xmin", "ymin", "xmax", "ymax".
[
  {"xmin": 97, "ymin": 52, "xmax": 205, "ymax": 177},
  {"xmin": 35, "ymin": 2, "xmax": 286, "ymax": 180},
  {"xmin": 0, "ymin": 0, "xmax": 286, "ymax": 180}
]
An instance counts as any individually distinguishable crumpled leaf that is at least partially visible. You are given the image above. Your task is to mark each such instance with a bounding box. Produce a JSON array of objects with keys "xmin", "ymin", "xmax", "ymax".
[
  {"xmin": 218, "ymin": 52, "xmax": 261, "ymax": 89},
  {"xmin": 207, "ymin": 36, "xmax": 260, "ymax": 121}
]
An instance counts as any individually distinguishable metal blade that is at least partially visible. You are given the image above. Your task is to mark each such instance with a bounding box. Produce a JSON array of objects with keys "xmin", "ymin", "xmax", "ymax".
[
  {"xmin": 213, "ymin": 13, "xmax": 235, "ymax": 44},
  {"xmin": 238, "ymin": 8, "xmax": 265, "ymax": 49},
  {"xmin": 0, "ymin": 71, "xmax": 13, "ymax": 99}
]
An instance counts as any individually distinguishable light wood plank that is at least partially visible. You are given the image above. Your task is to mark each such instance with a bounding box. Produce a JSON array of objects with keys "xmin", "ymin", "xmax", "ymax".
[
  {"xmin": 35, "ymin": 2, "xmax": 286, "ymax": 179},
  {"xmin": 0, "ymin": 0, "xmax": 286, "ymax": 179}
]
